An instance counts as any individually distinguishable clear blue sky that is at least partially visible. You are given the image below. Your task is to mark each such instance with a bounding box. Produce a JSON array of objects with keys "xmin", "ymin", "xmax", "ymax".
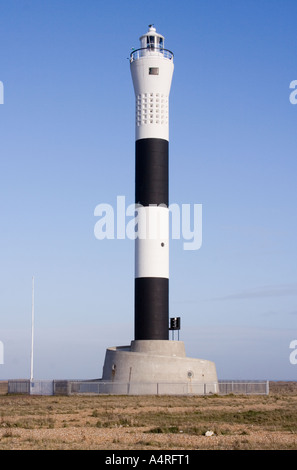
[{"xmin": 0, "ymin": 0, "xmax": 296, "ymax": 381}]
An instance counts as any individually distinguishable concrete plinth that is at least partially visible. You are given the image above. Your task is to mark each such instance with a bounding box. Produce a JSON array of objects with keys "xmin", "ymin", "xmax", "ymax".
[{"xmin": 100, "ymin": 340, "xmax": 218, "ymax": 395}]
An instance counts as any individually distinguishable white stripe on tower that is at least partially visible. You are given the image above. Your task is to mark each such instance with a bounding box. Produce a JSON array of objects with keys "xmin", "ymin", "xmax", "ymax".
[{"xmin": 130, "ymin": 25, "xmax": 174, "ymax": 340}]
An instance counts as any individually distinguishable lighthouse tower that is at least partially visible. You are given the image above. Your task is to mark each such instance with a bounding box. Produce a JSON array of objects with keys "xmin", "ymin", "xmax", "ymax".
[
  {"xmin": 100, "ymin": 26, "xmax": 218, "ymax": 394},
  {"xmin": 130, "ymin": 25, "xmax": 173, "ymax": 341}
]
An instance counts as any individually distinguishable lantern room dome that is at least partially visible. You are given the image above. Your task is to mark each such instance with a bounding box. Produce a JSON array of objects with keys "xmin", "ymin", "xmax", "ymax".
[
  {"xmin": 139, "ymin": 25, "xmax": 165, "ymax": 50},
  {"xmin": 130, "ymin": 25, "xmax": 174, "ymax": 63}
]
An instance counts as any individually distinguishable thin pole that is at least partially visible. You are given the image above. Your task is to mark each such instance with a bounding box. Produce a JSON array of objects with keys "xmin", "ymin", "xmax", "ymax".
[{"xmin": 30, "ymin": 276, "xmax": 34, "ymax": 381}]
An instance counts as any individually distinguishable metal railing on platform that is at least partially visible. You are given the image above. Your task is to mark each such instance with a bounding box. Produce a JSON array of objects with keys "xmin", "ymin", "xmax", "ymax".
[{"xmin": 130, "ymin": 47, "xmax": 174, "ymax": 62}]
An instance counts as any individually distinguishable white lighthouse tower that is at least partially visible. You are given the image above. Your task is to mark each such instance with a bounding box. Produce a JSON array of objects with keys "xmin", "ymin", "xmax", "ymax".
[
  {"xmin": 131, "ymin": 25, "xmax": 173, "ymax": 341},
  {"xmin": 100, "ymin": 26, "xmax": 218, "ymax": 394}
]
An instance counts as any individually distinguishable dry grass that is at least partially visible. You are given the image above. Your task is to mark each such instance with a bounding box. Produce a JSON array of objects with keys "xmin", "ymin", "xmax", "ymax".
[{"xmin": 0, "ymin": 381, "xmax": 296, "ymax": 450}]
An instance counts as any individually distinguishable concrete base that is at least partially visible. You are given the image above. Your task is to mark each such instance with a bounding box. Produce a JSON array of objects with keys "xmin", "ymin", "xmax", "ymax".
[{"xmin": 100, "ymin": 340, "xmax": 218, "ymax": 395}]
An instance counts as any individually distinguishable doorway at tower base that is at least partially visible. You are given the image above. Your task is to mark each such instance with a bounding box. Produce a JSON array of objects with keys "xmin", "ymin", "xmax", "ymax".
[{"xmin": 100, "ymin": 340, "xmax": 218, "ymax": 395}]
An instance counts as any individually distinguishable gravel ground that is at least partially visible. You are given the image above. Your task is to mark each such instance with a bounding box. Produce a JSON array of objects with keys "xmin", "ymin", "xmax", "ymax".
[
  {"xmin": 1, "ymin": 425, "xmax": 296, "ymax": 450},
  {"xmin": 0, "ymin": 381, "xmax": 296, "ymax": 450}
]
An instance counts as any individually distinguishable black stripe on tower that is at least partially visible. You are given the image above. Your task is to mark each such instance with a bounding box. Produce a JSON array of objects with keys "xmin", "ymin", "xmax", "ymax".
[
  {"xmin": 135, "ymin": 278, "xmax": 169, "ymax": 340},
  {"xmin": 134, "ymin": 138, "xmax": 169, "ymax": 341},
  {"xmin": 135, "ymin": 138, "xmax": 168, "ymax": 207}
]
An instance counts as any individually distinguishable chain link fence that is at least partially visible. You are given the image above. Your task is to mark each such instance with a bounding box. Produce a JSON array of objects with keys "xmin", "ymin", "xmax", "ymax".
[{"xmin": 5, "ymin": 379, "xmax": 269, "ymax": 396}]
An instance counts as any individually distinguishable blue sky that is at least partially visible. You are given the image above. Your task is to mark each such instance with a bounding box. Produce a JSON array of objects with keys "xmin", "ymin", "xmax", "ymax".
[{"xmin": 0, "ymin": 0, "xmax": 296, "ymax": 381}]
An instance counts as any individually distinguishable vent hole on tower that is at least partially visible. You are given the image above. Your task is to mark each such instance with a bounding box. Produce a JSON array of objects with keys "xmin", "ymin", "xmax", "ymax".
[{"xmin": 161, "ymin": 242, "xmax": 165, "ymax": 247}]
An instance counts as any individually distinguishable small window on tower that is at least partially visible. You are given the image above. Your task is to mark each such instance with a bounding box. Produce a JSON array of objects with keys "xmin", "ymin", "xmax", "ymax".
[{"xmin": 149, "ymin": 67, "xmax": 159, "ymax": 75}]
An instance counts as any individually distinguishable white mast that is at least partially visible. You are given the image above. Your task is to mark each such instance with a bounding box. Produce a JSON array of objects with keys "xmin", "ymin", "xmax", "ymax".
[{"xmin": 30, "ymin": 276, "xmax": 34, "ymax": 381}]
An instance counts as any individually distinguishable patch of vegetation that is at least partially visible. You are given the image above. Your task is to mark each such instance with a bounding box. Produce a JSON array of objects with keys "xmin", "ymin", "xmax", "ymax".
[
  {"xmin": 146, "ymin": 426, "xmax": 180, "ymax": 434},
  {"xmin": 1, "ymin": 417, "xmax": 55, "ymax": 429}
]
